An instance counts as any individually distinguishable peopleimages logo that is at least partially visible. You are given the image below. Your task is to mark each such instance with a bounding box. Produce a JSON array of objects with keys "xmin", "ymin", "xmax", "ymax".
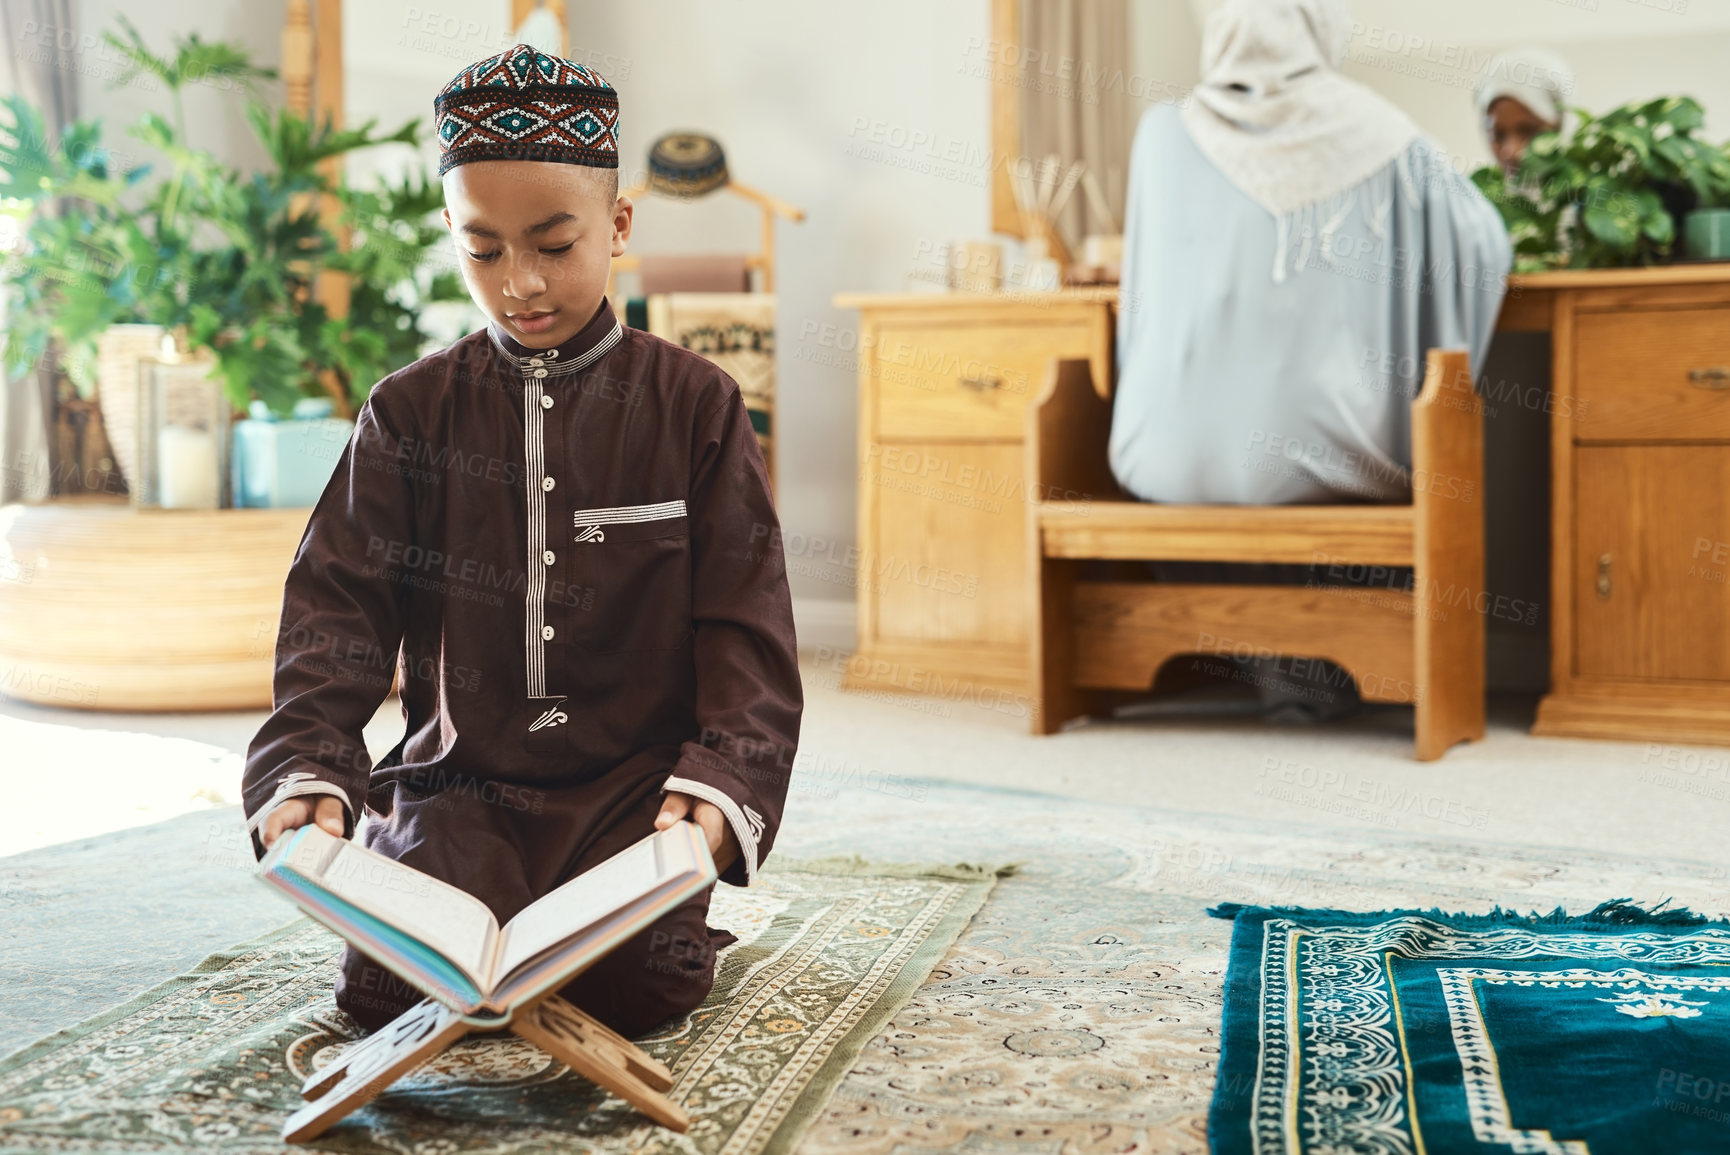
[{"xmin": 1257, "ymin": 756, "xmax": 1490, "ymax": 829}]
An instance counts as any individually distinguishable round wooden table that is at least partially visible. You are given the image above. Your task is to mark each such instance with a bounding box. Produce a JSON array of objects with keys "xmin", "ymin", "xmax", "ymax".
[{"xmin": 0, "ymin": 496, "xmax": 313, "ymax": 711}]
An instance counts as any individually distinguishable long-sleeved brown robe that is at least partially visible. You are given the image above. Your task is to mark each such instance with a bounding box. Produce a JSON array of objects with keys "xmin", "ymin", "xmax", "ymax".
[{"xmin": 241, "ymin": 297, "xmax": 802, "ymax": 1034}]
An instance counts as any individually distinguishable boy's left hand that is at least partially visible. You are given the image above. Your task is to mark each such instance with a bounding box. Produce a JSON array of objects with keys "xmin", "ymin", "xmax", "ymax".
[{"xmin": 656, "ymin": 791, "xmax": 740, "ymax": 873}]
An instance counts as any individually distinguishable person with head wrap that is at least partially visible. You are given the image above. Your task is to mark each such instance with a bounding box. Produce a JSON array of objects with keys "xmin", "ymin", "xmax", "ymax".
[
  {"xmin": 1475, "ymin": 48, "xmax": 1575, "ymax": 178},
  {"xmin": 1107, "ymin": 0, "xmax": 1511, "ymax": 721},
  {"xmin": 239, "ymin": 44, "xmax": 802, "ymax": 1036}
]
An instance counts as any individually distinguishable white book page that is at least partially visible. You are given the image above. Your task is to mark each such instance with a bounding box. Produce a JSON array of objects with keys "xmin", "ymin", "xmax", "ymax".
[
  {"xmin": 314, "ymin": 841, "xmax": 497, "ymax": 983},
  {"xmin": 495, "ymin": 830, "xmax": 673, "ymax": 981}
]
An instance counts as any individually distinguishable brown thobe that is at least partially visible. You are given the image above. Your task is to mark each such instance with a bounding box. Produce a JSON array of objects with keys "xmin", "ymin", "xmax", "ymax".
[{"xmin": 240, "ymin": 297, "xmax": 802, "ymax": 1035}]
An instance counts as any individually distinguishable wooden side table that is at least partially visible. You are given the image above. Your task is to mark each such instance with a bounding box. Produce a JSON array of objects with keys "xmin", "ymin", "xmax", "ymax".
[
  {"xmin": 0, "ymin": 496, "xmax": 313, "ymax": 711},
  {"xmin": 832, "ymin": 290, "xmax": 1115, "ymax": 696},
  {"xmin": 1508, "ymin": 266, "xmax": 1730, "ymax": 745}
]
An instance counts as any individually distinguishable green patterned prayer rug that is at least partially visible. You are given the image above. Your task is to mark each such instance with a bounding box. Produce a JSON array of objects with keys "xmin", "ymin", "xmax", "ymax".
[
  {"xmin": 1208, "ymin": 900, "xmax": 1730, "ymax": 1155},
  {"xmin": 0, "ymin": 858, "xmax": 1003, "ymax": 1155}
]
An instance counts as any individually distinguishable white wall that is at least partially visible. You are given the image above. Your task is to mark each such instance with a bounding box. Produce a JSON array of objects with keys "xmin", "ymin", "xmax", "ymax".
[
  {"xmin": 69, "ymin": 0, "xmax": 287, "ymax": 179},
  {"xmin": 565, "ymin": 1, "xmax": 992, "ymax": 619}
]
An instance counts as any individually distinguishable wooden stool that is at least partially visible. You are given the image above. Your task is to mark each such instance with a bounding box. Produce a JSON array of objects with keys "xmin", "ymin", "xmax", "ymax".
[
  {"xmin": 284, "ymin": 993, "xmax": 688, "ymax": 1143},
  {"xmin": 1026, "ymin": 349, "xmax": 1485, "ymax": 760}
]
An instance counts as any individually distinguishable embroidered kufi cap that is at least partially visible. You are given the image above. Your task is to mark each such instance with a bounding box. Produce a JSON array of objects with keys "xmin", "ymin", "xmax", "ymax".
[
  {"xmin": 434, "ymin": 43, "xmax": 619, "ymax": 175},
  {"xmin": 647, "ymin": 132, "xmax": 729, "ymax": 198}
]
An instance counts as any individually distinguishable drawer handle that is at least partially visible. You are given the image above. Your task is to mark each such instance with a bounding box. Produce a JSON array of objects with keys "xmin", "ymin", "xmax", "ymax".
[
  {"xmin": 959, "ymin": 375, "xmax": 1002, "ymax": 392},
  {"xmin": 1688, "ymin": 366, "xmax": 1730, "ymax": 388},
  {"xmin": 1597, "ymin": 553, "xmax": 1612, "ymax": 599}
]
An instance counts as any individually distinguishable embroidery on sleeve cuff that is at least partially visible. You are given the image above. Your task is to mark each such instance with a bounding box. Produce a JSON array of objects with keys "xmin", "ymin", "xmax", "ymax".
[
  {"xmin": 246, "ymin": 770, "xmax": 354, "ymax": 838},
  {"xmin": 662, "ymin": 774, "xmax": 761, "ymax": 884}
]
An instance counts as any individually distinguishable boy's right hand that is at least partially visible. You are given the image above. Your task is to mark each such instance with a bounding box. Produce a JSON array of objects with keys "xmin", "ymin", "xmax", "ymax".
[{"xmin": 260, "ymin": 795, "xmax": 348, "ymax": 850}]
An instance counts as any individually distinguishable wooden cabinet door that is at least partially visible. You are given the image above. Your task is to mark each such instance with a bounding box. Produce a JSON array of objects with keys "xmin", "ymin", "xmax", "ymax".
[
  {"xmin": 1574, "ymin": 445, "xmax": 1730, "ymax": 680},
  {"xmin": 863, "ymin": 441, "xmax": 1028, "ymax": 649}
]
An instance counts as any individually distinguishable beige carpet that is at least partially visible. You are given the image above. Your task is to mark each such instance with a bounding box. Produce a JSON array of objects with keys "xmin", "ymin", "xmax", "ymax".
[
  {"xmin": 6, "ymin": 656, "xmax": 1728, "ymax": 1154},
  {"xmin": 796, "ymin": 657, "xmax": 1728, "ymax": 869},
  {"xmin": 772, "ymin": 770, "xmax": 1730, "ymax": 1153}
]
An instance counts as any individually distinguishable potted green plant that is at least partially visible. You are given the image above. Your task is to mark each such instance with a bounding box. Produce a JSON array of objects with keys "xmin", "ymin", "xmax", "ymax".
[
  {"xmin": 0, "ymin": 17, "xmax": 465, "ymax": 495},
  {"xmin": 1472, "ymin": 95, "xmax": 1730, "ymax": 271}
]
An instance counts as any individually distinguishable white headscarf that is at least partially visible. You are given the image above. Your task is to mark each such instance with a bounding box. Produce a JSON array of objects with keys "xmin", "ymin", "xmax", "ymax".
[
  {"xmin": 1180, "ymin": 0, "xmax": 1420, "ymax": 218},
  {"xmin": 1474, "ymin": 48, "xmax": 1574, "ymax": 128}
]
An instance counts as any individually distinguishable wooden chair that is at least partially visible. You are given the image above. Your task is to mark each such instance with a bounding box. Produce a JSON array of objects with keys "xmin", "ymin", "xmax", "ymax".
[{"xmin": 1027, "ymin": 349, "xmax": 1484, "ymax": 760}]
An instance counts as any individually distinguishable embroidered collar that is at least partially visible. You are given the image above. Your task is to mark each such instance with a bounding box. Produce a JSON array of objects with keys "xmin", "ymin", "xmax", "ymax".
[{"xmin": 486, "ymin": 297, "xmax": 624, "ymax": 375}]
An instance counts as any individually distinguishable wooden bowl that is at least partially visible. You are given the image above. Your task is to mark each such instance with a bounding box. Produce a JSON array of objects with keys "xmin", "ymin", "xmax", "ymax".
[{"xmin": 0, "ymin": 497, "xmax": 312, "ymax": 711}]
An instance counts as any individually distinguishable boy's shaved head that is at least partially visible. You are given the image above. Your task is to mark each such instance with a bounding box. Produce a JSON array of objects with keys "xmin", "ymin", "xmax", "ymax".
[
  {"xmin": 442, "ymin": 159, "xmax": 618, "ymax": 209},
  {"xmin": 588, "ymin": 165, "xmax": 621, "ymax": 205}
]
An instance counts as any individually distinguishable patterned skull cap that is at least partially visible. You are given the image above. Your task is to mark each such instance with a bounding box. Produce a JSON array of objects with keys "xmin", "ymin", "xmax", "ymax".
[{"xmin": 434, "ymin": 43, "xmax": 619, "ymax": 175}]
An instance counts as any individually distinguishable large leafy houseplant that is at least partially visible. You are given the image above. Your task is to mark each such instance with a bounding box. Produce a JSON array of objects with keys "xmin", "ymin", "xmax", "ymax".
[
  {"xmin": 0, "ymin": 18, "xmax": 464, "ymax": 416},
  {"xmin": 1472, "ymin": 95, "xmax": 1730, "ymax": 271}
]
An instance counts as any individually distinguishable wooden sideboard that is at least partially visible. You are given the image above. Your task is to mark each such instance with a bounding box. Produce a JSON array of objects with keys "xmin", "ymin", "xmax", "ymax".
[
  {"xmin": 832, "ymin": 291, "xmax": 1115, "ymax": 694},
  {"xmin": 1506, "ymin": 266, "xmax": 1730, "ymax": 745}
]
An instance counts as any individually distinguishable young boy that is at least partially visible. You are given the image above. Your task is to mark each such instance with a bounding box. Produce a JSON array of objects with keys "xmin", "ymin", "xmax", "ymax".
[{"xmin": 241, "ymin": 44, "xmax": 802, "ymax": 1038}]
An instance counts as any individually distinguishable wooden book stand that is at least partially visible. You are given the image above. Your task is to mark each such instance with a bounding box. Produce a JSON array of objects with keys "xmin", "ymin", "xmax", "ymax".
[{"xmin": 284, "ymin": 992, "xmax": 688, "ymax": 1143}]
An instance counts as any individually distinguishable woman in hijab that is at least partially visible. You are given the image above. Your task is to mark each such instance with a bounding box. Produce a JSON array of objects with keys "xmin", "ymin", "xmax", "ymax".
[
  {"xmin": 1107, "ymin": 0, "xmax": 1512, "ymax": 720},
  {"xmin": 1474, "ymin": 48, "xmax": 1575, "ymax": 178}
]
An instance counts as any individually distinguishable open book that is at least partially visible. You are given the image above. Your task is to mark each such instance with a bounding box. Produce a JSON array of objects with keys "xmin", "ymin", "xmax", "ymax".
[{"xmin": 258, "ymin": 820, "xmax": 716, "ymax": 1016}]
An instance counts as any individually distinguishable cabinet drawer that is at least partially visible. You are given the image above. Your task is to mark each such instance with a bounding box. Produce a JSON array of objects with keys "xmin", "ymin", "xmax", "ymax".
[
  {"xmin": 873, "ymin": 321, "xmax": 1096, "ymax": 440},
  {"xmin": 1574, "ymin": 306, "xmax": 1730, "ymax": 441}
]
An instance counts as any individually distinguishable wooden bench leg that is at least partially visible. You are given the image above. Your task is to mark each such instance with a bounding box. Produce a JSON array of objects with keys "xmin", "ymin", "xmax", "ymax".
[
  {"xmin": 1413, "ymin": 349, "xmax": 1487, "ymax": 761},
  {"xmin": 1026, "ymin": 357, "xmax": 1122, "ymax": 735},
  {"xmin": 1031, "ymin": 556, "xmax": 1118, "ymax": 733}
]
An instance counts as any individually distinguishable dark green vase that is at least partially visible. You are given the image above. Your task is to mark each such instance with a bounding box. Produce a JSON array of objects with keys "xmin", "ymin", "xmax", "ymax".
[{"xmin": 1684, "ymin": 209, "xmax": 1730, "ymax": 261}]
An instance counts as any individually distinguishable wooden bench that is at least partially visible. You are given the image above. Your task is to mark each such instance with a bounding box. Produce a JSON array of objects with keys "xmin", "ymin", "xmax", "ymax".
[{"xmin": 1026, "ymin": 349, "xmax": 1485, "ymax": 760}]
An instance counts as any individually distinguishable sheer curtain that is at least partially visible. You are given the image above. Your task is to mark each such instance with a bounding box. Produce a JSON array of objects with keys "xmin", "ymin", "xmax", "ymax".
[
  {"xmin": 1016, "ymin": 0, "xmax": 1134, "ymax": 252},
  {"xmin": 0, "ymin": 0, "xmax": 77, "ymax": 504}
]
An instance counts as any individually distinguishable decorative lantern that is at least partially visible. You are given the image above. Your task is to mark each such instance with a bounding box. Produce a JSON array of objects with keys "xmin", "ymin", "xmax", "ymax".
[{"xmin": 132, "ymin": 339, "xmax": 231, "ymax": 510}]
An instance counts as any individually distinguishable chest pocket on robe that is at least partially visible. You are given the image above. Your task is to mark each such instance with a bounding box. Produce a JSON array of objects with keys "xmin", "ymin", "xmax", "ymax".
[{"xmin": 564, "ymin": 499, "xmax": 693, "ymax": 653}]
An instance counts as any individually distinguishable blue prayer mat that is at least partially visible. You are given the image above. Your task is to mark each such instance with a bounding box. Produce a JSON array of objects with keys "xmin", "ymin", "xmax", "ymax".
[{"xmin": 1208, "ymin": 901, "xmax": 1730, "ymax": 1154}]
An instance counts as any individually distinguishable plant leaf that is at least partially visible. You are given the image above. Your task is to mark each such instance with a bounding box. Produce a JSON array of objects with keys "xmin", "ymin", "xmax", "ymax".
[{"xmin": 1583, "ymin": 200, "xmax": 1639, "ymax": 249}]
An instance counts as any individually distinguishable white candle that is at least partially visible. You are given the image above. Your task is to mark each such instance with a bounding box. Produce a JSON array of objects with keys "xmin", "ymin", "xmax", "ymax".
[{"xmin": 157, "ymin": 424, "xmax": 219, "ymax": 509}]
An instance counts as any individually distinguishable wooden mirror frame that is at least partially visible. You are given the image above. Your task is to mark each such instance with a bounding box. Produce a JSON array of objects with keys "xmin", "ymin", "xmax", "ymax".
[
  {"xmin": 989, "ymin": 0, "xmax": 1025, "ymax": 238},
  {"xmin": 281, "ymin": 0, "xmax": 571, "ymax": 325},
  {"xmin": 282, "ymin": 0, "xmax": 348, "ymax": 319}
]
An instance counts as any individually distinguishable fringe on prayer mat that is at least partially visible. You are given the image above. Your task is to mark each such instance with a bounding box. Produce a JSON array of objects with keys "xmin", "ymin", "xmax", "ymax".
[
  {"xmin": 0, "ymin": 858, "xmax": 1008, "ymax": 1155},
  {"xmin": 1207, "ymin": 898, "xmax": 1730, "ymax": 1155}
]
